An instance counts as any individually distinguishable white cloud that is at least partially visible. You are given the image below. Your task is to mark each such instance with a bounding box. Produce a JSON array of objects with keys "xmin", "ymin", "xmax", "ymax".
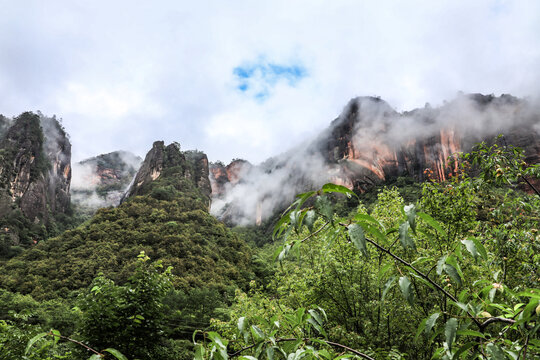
[{"xmin": 0, "ymin": 0, "xmax": 539, "ymax": 163}]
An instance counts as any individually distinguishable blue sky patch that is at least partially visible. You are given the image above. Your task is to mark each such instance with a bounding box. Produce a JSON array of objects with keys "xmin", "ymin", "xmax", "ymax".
[{"xmin": 233, "ymin": 58, "xmax": 307, "ymax": 100}]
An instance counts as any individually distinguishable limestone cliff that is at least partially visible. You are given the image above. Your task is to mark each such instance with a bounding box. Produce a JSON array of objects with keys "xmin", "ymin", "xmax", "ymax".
[
  {"xmin": 0, "ymin": 112, "xmax": 71, "ymax": 223},
  {"xmin": 209, "ymin": 159, "xmax": 252, "ymax": 196},
  {"xmin": 122, "ymin": 141, "xmax": 212, "ymax": 205},
  {"xmin": 318, "ymin": 94, "xmax": 540, "ymax": 190},
  {"xmin": 210, "ymin": 94, "xmax": 540, "ymax": 225}
]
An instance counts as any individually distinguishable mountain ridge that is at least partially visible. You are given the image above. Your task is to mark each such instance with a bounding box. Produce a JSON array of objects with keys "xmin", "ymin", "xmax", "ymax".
[{"xmin": 209, "ymin": 93, "xmax": 540, "ymax": 225}]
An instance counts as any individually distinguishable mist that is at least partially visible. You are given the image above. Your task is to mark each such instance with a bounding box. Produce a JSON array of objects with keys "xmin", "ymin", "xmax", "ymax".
[
  {"xmin": 71, "ymin": 150, "xmax": 142, "ymax": 211},
  {"xmin": 210, "ymin": 93, "xmax": 540, "ymax": 225}
]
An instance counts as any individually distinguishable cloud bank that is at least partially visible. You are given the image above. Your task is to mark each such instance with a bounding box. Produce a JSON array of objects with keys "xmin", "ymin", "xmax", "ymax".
[
  {"xmin": 0, "ymin": 1, "xmax": 539, "ymax": 165},
  {"xmin": 211, "ymin": 94, "xmax": 540, "ymax": 225}
]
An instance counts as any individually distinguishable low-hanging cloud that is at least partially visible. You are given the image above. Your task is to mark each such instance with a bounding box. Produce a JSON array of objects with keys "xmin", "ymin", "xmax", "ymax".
[
  {"xmin": 1, "ymin": 1, "xmax": 540, "ymax": 165},
  {"xmin": 71, "ymin": 151, "xmax": 142, "ymax": 211},
  {"xmin": 211, "ymin": 93, "xmax": 540, "ymax": 225}
]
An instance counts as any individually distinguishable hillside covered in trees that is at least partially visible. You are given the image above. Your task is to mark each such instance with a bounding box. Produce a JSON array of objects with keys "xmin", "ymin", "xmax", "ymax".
[{"xmin": 0, "ymin": 105, "xmax": 538, "ymax": 359}]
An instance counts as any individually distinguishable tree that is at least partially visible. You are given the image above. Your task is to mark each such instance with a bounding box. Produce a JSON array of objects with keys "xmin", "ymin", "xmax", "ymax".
[
  {"xmin": 196, "ymin": 140, "xmax": 540, "ymax": 359},
  {"xmin": 78, "ymin": 251, "xmax": 173, "ymax": 359}
]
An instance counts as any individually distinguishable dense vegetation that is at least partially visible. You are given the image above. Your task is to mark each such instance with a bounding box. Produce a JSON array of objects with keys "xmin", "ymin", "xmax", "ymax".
[
  {"xmin": 197, "ymin": 139, "xmax": 540, "ymax": 359},
  {"xmin": 0, "ymin": 137, "xmax": 538, "ymax": 359},
  {"xmin": 0, "ymin": 141, "xmax": 257, "ymax": 358}
]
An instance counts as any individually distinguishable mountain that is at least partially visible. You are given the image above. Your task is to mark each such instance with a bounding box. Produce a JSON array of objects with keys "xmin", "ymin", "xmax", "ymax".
[
  {"xmin": 71, "ymin": 150, "xmax": 142, "ymax": 213},
  {"xmin": 210, "ymin": 93, "xmax": 540, "ymax": 225},
  {"xmin": 122, "ymin": 141, "xmax": 211, "ymax": 205},
  {"xmin": 0, "ymin": 141, "xmax": 252, "ymax": 300},
  {"xmin": 0, "ymin": 112, "xmax": 72, "ymax": 256}
]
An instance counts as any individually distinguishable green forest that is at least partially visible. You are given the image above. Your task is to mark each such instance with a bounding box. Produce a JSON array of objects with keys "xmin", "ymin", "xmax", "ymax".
[{"xmin": 1, "ymin": 137, "xmax": 539, "ymax": 360}]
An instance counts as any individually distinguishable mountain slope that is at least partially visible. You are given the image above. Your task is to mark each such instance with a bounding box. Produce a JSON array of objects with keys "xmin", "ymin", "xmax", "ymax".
[{"xmin": 0, "ymin": 141, "xmax": 252, "ymax": 300}]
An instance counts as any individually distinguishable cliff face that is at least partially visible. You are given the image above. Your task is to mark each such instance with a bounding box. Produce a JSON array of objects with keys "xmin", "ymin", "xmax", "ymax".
[
  {"xmin": 319, "ymin": 94, "xmax": 540, "ymax": 190},
  {"xmin": 122, "ymin": 141, "xmax": 212, "ymax": 204},
  {"xmin": 0, "ymin": 112, "xmax": 71, "ymax": 223},
  {"xmin": 209, "ymin": 159, "xmax": 252, "ymax": 196},
  {"xmin": 71, "ymin": 151, "xmax": 141, "ymax": 211},
  {"xmin": 210, "ymin": 94, "xmax": 540, "ymax": 225}
]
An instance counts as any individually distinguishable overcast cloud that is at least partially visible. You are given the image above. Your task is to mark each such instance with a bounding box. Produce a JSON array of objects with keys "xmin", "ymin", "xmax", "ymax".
[{"xmin": 1, "ymin": 0, "xmax": 539, "ymax": 164}]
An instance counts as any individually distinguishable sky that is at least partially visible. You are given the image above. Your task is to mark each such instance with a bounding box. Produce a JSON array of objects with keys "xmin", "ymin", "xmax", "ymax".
[{"xmin": 1, "ymin": 1, "xmax": 539, "ymax": 164}]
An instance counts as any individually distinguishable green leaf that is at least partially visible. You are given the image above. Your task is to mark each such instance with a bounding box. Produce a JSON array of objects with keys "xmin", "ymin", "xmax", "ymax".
[
  {"xmin": 88, "ymin": 355, "xmax": 102, "ymax": 360},
  {"xmin": 399, "ymin": 222, "xmax": 416, "ymax": 251},
  {"xmin": 307, "ymin": 317, "xmax": 324, "ymax": 334},
  {"xmin": 295, "ymin": 191, "xmax": 316, "ymax": 208},
  {"xmin": 278, "ymin": 244, "xmax": 291, "ymax": 262},
  {"xmin": 348, "ymin": 223, "xmax": 367, "ymax": 256},
  {"xmin": 378, "ymin": 263, "xmax": 393, "ymax": 279},
  {"xmin": 452, "ymin": 342, "xmax": 476, "ymax": 359},
  {"xmin": 315, "ymin": 195, "xmax": 334, "ymax": 222},
  {"xmin": 290, "ymin": 210, "xmax": 300, "ymax": 230},
  {"xmin": 25, "ymin": 332, "xmax": 48, "ymax": 355},
  {"xmin": 470, "ymin": 237, "xmax": 487, "ymax": 261},
  {"xmin": 308, "ymin": 309, "xmax": 324, "ymax": 326},
  {"xmin": 321, "ymin": 183, "xmax": 356, "ymax": 198},
  {"xmin": 266, "ymin": 347, "xmax": 275, "ymax": 360},
  {"xmin": 417, "ymin": 212, "xmax": 447, "ymax": 238},
  {"xmin": 238, "ymin": 317, "xmax": 246, "ymax": 333},
  {"xmin": 103, "ymin": 349, "xmax": 128, "ymax": 360},
  {"xmin": 425, "ymin": 312, "xmax": 440, "ymax": 336},
  {"xmin": 251, "ymin": 325, "xmax": 265, "ymax": 341},
  {"xmin": 489, "ymin": 287, "xmax": 497, "ymax": 302},
  {"xmin": 410, "ymin": 273, "xmax": 437, "ymax": 291},
  {"xmin": 399, "ymin": 276, "xmax": 414, "ymax": 306},
  {"xmin": 363, "ymin": 223, "xmax": 388, "ymax": 245},
  {"xmin": 381, "ymin": 276, "xmax": 396, "ymax": 302},
  {"xmin": 353, "ymin": 213, "xmax": 382, "ymax": 227},
  {"xmin": 273, "ymin": 212, "xmax": 292, "ymax": 240},
  {"xmin": 445, "ymin": 255, "xmax": 464, "ymax": 283},
  {"xmin": 444, "ymin": 264, "xmax": 462, "ymax": 287},
  {"xmin": 461, "ymin": 239, "xmax": 479, "ymax": 260},
  {"xmin": 456, "ymin": 329, "xmax": 486, "ymax": 339},
  {"xmin": 437, "ymin": 255, "xmax": 448, "ymax": 275},
  {"xmin": 194, "ymin": 344, "xmax": 205, "ymax": 360},
  {"xmin": 445, "ymin": 318, "xmax": 458, "ymax": 351},
  {"xmin": 51, "ymin": 329, "xmax": 61, "ymax": 346},
  {"xmin": 404, "ymin": 204, "xmax": 417, "ymax": 233},
  {"xmin": 304, "ymin": 210, "xmax": 317, "ymax": 233},
  {"xmin": 486, "ymin": 343, "xmax": 505, "ymax": 360},
  {"xmin": 415, "ymin": 317, "xmax": 427, "ymax": 341},
  {"xmin": 450, "ymin": 301, "xmax": 469, "ymax": 314}
]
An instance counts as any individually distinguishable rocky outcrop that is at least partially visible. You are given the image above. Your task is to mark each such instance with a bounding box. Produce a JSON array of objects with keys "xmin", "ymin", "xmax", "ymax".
[
  {"xmin": 209, "ymin": 159, "xmax": 252, "ymax": 196},
  {"xmin": 0, "ymin": 112, "xmax": 71, "ymax": 223},
  {"xmin": 71, "ymin": 151, "xmax": 141, "ymax": 211},
  {"xmin": 122, "ymin": 141, "xmax": 212, "ymax": 204},
  {"xmin": 317, "ymin": 94, "xmax": 540, "ymax": 190},
  {"xmin": 210, "ymin": 94, "xmax": 540, "ymax": 225}
]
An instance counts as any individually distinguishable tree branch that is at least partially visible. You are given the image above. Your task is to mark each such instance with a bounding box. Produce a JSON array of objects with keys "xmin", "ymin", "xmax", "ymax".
[
  {"xmin": 300, "ymin": 222, "xmax": 330, "ymax": 243},
  {"xmin": 361, "ymin": 237, "xmax": 483, "ymax": 329},
  {"xmin": 48, "ymin": 331, "xmax": 103, "ymax": 356},
  {"xmin": 228, "ymin": 337, "xmax": 375, "ymax": 360},
  {"xmin": 479, "ymin": 317, "xmax": 516, "ymax": 331}
]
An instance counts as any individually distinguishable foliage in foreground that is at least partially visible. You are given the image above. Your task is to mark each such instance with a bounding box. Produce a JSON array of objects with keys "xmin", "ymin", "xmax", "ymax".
[{"xmin": 196, "ymin": 139, "xmax": 540, "ymax": 359}]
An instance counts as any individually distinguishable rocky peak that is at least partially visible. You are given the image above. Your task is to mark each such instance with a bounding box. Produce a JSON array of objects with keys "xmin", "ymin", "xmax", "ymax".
[
  {"xmin": 0, "ymin": 112, "xmax": 71, "ymax": 223},
  {"xmin": 209, "ymin": 159, "xmax": 252, "ymax": 196},
  {"xmin": 71, "ymin": 150, "xmax": 142, "ymax": 212},
  {"xmin": 209, "ymin": 94, "xmax": 540, "ymax": 225},
  {"xmin": 122, "ymin": 141, "xmax": 212, "ymax": 204}
]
